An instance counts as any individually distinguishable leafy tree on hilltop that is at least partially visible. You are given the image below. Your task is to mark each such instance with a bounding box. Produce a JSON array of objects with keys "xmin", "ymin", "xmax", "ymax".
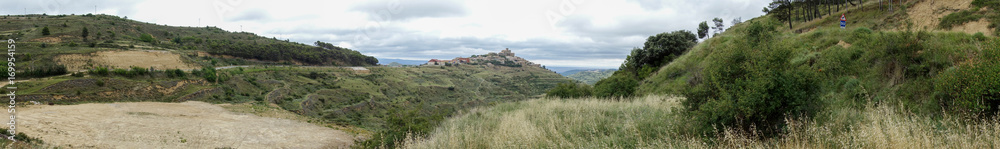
[
  {"xmin": 712, "ymin": 18, "xmax": 725, "ymax": 35},
  {"xmin": 767, "ymin": 0, "xmax": 793, "ymax": 29},
  {"xmin": 314, "ymin": 41, "xmax": 344, "ymax": 50},
  {"xmin": 697, "ymin": 21, "xmax": 710, "ymax": 39},
  {"xmin": 621, "ymin": 30, "xmax": 697, "ymax": 79}
]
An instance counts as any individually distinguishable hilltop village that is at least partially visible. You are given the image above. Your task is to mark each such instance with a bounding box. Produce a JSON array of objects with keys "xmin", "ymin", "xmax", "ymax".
[{"xmin": 424, "ymin": 48, "xmax": 542, "ymax": 67}]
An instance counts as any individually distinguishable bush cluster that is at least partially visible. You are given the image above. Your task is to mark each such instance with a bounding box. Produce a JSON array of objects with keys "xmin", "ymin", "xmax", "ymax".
[
  {"xmin": 934, "ymin": 40, "xmax": 1000, "ymax": 117},
  {"xmin": 20, "ymin": 63, "xmax": 67, "ymax": 77},
  {"xmin": 593, "ymin": 72, "xmax": 638, "ymax": 98},
  {"xmin": 681, "ymin": 20, "xmax": 819, "ymax": 137},
  {"xmin": 621, "ymin": 30, "xmax": 698, "ymax": 79}
]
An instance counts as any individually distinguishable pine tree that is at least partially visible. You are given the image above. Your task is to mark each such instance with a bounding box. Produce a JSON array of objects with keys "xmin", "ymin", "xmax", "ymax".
[
  {"xmin": 42, "ymin": 26, "xmax": 50, "ymax": 36},
  {"xmin": 81, "ymin": 27, "xmax": 89, "ymax": 38}
]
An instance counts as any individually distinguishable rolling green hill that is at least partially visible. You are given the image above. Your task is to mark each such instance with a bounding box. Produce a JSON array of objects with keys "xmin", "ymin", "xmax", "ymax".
[
  {"xmin": 563, "ymin": 69, "xmax": 615, "ymax": 85},
  {"xmin": 0, "ymin": 14, "xmax": 376, "ymax": 70},
  {"xmin": 6, "ymin": 64, "xmax": 571, "ymax": 148},
  {"xmin": 407, "ymin": 0, "xmax": 1000, "ymax": 148},
  {"xmin": 0, "ymin": 14, "xmax": 573, "ymax": 148}
]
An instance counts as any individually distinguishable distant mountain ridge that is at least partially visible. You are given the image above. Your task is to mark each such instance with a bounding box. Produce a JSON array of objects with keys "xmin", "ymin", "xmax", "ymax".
[
  {"xmin": 563, "ymin": 69, "xmax": 615, "ymax": 84},
  {"xmin": 0, "ymin": 14, "xmax": 377, "ymax": 68}
]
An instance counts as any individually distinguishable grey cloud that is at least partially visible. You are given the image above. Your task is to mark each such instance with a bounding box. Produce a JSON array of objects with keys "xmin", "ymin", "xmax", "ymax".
[
  {"xmin": 225, "ymin": 9, "xmax": 271, "ymax": 22},
  {"xmin": 558, "ymin": 0, "xmax": 768, "ymax": 43},
  {"xmin": 270, "ymin": 26, "xmax": 358, "ymax": 36},
  {"xmin": 628, "ymin": 0, "xmax": 664, "ymax": 10},
  {"xmin": 351, "ymin": 0, "xmax": 467, "ymax": 21},
  {"xmin": 0, "ymin": 0, "xmax": 140, "ymax": 16}
]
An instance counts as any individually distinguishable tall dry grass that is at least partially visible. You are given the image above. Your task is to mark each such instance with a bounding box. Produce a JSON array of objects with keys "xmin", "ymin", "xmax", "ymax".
[
  {"xmin": 401, "ymin": 95, "xmax": 1000, "ymax": 148},
  {"xmin": 718, "ymin": 103, "xmax": 1000, "ymax": 148}
]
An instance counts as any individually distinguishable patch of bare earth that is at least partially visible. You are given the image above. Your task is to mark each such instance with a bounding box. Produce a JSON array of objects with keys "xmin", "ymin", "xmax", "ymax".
[
  {"xmin": 56, "ymin": 50, "xmax": 199, "ymax": 72},
  {"xmin": 908, "ymin": 0, "xmax": 991, "ymax": 34},
  {"xmin": 30, "ymin": 36, "xmax": 63, "ymax": 43},
  {"xmin": 951, "ymin": 19, "xmax": 994, "ymax": 34},
  {"xmin": 4, "ymin": 101, "xmax": 353, "ymax": 148},
  {"xmin": 838, "ymin": 40, "xmax": 853, "ymax": 48}
]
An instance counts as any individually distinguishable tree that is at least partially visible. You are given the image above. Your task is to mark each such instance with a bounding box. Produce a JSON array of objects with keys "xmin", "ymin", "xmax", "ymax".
[
  {"xmin": 621, "ymin": 30, "xmax": 698, "ymax": 78},
  {"xmin": 139, "ymin": 33, "xmax": 155, "ymax": 43},
  {"xmin": 683, "ymin": 21, "xmax": 819, "ymax": 136},
  {"xmin": 41, "ymin": 26, "xmax": 50, "ymax": 36},
  {"xmin": 712, "ymin": 18, "xmax": 725, "ymax": 35},
  {"xmin": 768, "ymin": 0, "xmax": 793, "ymax": 29},
  {"xmin": 697, "ymin": 21, "xmax": 710, "ymax": 39},
  {"xmin": 732, "ymin": 17, "xmax": 743, "ymax": 26},
  {"xmin": 81, "ymin": 27, "xmax": 89, "ymax": 38},
  {"xmin": 314, "ymin": 41, "xmax": 341, "ymax": 50},
  {"xmin": 594, "ymin": 73, "xmax": 638, "ymax": 98}
]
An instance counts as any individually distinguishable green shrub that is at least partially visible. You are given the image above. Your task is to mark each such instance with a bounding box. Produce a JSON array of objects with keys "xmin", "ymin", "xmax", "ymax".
[
  {"xmin": 139, "ymin": 33, "xmax": 155, "ymax": 43},
  {"xmin": 111, "ymin": 68, "xmax": 131, "ymax": 77},
  {"xmin": 200, "ymin": 67, "xmax": 217, "ymax": 82},
  {"xmin": 934, "ymin": 41, "xmax": 1000, "ymax": 117},
  {"xmin": 972, "ymin": 0, "xmax": 1000, "ymax": 9},
  {"xmin": 546, "ymin": 82, "xmax": 593, "ymax": 98},
  {"xmin": 91, "ymin": 66, "xmax": 110, "ymax": 76},
  {"xmin": 14, "ymin": 132, "xmax": 31, "ymax": 143},
  {"xmin": 852, "ymin": 27, "xmax": 873, "ymax": 40},
  {"xmin": 166, "ymin": 69, "xmax": 186, "ymax": 78},
  {"xmin": 974, "ymin": 32, "xmax": 987, "ymax": 41},
  {"xmin": 41, "ymin": 26, "xmax": 50, "ymax": 35},
  {"xmin": 939, "ymin": 10, "xmax": 982, "ymax": 29},
  {"xmin": 22, "ymin": 63, "xmax": 67, "ymax": 77},
  {"xmin": 682, "ymin": 20, "xmax": 819, "ymax": 137},
  {"xmin": 593, "ymin": 73, "xmax": 638, "ymax": 98}
]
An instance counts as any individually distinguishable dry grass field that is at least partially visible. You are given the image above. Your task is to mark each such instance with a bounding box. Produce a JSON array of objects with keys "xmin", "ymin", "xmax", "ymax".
[
  {"xmin": 3, "ymin": 101, "xmax": 354, "ymax": 149},
  {"xmin": 402, "ymin": 95, "xmax": 1000, "ymax": 148}
]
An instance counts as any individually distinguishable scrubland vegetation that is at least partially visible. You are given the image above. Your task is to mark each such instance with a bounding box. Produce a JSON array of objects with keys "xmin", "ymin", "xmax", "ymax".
[
  {"xmin": 402, "ymin": 95, "xmax": 1000, "ymax": 148},
  {"xmin": 11, "ymin": 64, "xmax": 571, "ymax": 148},
  {"xmin": 437, "ymin": 1, "xmax": 1000, "ymax": 147},
  {"xmin": 4, "ymin": 0, "xmax": 1000, "ymax": 148},
  {"xmin": 0, "ymin": 14, "xmax": 376, "ymax": 71}
]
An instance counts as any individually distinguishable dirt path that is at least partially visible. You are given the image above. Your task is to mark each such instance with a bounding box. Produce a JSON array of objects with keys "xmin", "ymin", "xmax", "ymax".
[{"xmin": 4, "ymin": 101, "xmax": 353, "ymax": 148}]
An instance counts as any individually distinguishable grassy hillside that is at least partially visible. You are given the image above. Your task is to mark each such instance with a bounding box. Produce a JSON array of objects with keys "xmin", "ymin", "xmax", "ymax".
[
  {"xmin": 7, "ymin": 64, "xmax": 571, "ymax": 148},
  {"xmin": 403, "ymin": 95, "xmax": 1000, "ymax": 148},
  {"xmin": 414, "ymin": 0, "xmax": 1000, "ymax": 148},
  {"xmin": 640, "ymin": 15, "xmax": 997, "ymax": 114},
  {"xmin": 0, "ymin": 14, "xmax": 376, "ymax": 69},
  {"xmin": 564, "ymin": 69, "xmax": 615, "ymax": 84}
]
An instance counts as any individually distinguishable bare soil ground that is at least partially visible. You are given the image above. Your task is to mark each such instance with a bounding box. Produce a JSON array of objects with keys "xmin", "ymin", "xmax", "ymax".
[
  {"xmin": 908, "ymin": 0, "xmax": 992, "ymax": 34},
  {"xmin": 4, "ymin": 101, "xmax": 353, "ymax": 148},
  {"xmin": 56, "ymin": 50, "xmax": 199, "ymax": 72},
  {"xmin": 838, "ymin": 40, "xmax": 853, "ymax": 48}
]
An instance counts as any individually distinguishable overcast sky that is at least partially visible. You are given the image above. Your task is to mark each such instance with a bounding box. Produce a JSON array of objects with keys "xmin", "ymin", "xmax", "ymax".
[{"xmin": 4, "ymin": 0, "xmax": 770, "ymax": 68}]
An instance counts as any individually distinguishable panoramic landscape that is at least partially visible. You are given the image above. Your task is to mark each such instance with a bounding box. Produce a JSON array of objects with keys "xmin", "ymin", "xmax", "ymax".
[{"xmin": 1, "ymin": 0, "xmax": 999, "ymax": 148}]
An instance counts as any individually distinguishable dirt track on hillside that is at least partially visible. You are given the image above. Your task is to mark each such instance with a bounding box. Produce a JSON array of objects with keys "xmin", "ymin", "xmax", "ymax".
[
  {"xmin": 4, "ymin": 101, "xmax": 353, "ymax": 148},
  {"xmin": 56, "ymin": 50, "xmax": 199, "ymax": 72},
  {"xmin": 908, "ymin": 0, "xmax": 992, "ymax": 35}
]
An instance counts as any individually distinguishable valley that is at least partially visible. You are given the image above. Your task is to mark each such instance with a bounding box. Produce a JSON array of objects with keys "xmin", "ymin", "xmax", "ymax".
[{"xmin": 1, "ymin": 0, "xmax": 999, "ymax": 148}]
